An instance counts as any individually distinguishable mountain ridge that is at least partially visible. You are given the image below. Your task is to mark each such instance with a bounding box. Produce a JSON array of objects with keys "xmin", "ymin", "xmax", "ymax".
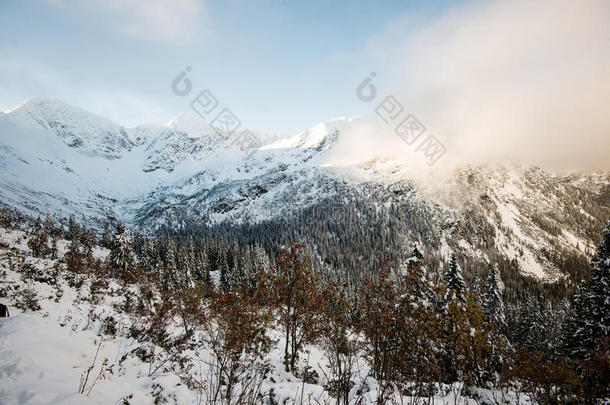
[{"xmin": 1, "ymin": 98, "xmax": 608, "ymax": 282}]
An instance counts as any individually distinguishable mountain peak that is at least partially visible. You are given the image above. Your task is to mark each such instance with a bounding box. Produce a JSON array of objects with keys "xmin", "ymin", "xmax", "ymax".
[
  {"xmin": 265, "ymin": 116, "xmax": 354, "ymax": 151},
  {"xmin": 4, "ymin": 97, "xmax": 120, "ymax": 131},
  {"xmin": 3, "ymin": 97, "xmax": 134, "ymax": 159},
  {"xmin": 163, "ymin": 113, "xmax": 213, "ymax": 137},
  {"xmin": 6, "ymin": 97, "xmax": 104, "ymax": 119},
  {"xmin": 3, "ymin": 96, "xmax": 62, "ymax": 114}
]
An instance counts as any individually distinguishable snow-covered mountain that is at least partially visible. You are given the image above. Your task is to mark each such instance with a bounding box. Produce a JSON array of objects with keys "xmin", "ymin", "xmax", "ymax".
[
  {"xmin": 0, "ymin": 98, "xmax": 353, "ymax": 224},
  {"xmin": 1, "ymin": 98, "xmax": 608, "ymax": 281},
  {"xmin": 4, "ymin": 97, "xmax": 136, "ymax": 159}
]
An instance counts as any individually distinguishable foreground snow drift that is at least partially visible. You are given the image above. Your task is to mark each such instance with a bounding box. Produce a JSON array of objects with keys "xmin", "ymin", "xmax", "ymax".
[{"xmin": 0, "ymin": 314, "xmax": 193, "ymax": 405}]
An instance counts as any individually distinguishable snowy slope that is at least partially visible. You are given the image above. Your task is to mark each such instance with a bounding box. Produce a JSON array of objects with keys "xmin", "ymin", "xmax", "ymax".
[
  {"xmin": 0, "ymin": 98, "xmax": 608, "ymax": 280},
  {"xmin": 0, "ymin": 315, "xmax": 197, "ymax": 405},
  {"xmin": 5, "ymin": 97, "xmax": 136, "ymax": 159},
  {"xmin": 0, "ymin": 98, "xmax": 349, "ymax": 224}
]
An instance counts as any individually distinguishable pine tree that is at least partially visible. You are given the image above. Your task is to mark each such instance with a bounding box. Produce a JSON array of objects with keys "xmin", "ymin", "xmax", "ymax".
[
  {"xmin": 185, "ymin": 239, "xmax": 196, "ymax": 288},
  {"xmin": 218, "ymin": 244, "xmax": 230, "ymax": 292},
  {"xmin": 28, "ymin": 217, "xmax": 49, "ymax": 258},
  {"xmin": 108, "ymin": 223, "xmax": 135, "ymax": 273},
  {"xmin": 162, "ymin": 238, "xmax": 178, "ymax": 289},
  {"xmin": 194, "ymin": 247, "xmax": 211, "ymax": 285},
  {"xmin": 404, "ymin": 244, "xmax": 424, "ymax": 270},
  {"xmin": 174, "ymin": 242, "xmax": 194, "ymax": 289},
  {"xmin": 67, "ymin": 215, "xmax": 80, "ymax": 241},
  {"xmin": 565, "ymin": 222, "xmax": 610, "ymax": 358},
  {"xmin": 101, "ymin": 223, "xmax": 112, "ymax": 248},
  {"xmin": 65, "ymin": 238, "xmax": 82, "ymax": 272},
  {"xmin": 138, "ymin": 242, "xmax": 151, "ymax": 273},
  {"xmin": 483, "ymin": 266, "xmax": 505, "ymax": 328},
  {"xmin": 541, "ymin": 299, "xmax": 568, "ymax": 358},
  {"xmin": 589, "ymin": 222, "xmax": 610, "ymax": 338},
  {"xmin": 444, "ymin": 254, "xmax": 465, "ymax": 301},
  {"xmin": 50, "ymin": 235, "xmax": 58, "ymax": 260},
  {"xmin": 80, "ymin": 229, "xmax": 96, "ymax": 256},
  {"xmin": 470, "ymin": 274, "xmax": 482, "ymax": 299},
  {"xmin": 44, "ymin": 212, "xmax": 55, "ymax": 236},
  {"xmin": 525, "ymin": 296, "xmax": 543, "ymax": 351},
  {"xmin": 242, "ymin": 245, "xmax": 258, "ymax": 288},
  {"xmin": 515, "ymin": 295, "xmax": 552, "ymax": 353},
  {"xmin": 151, "ymin": 236, "xmax": 164, "ymax": 274},
  {"xmin": 131, "ymin": 231, "xmax": 146, "ymax": 257},
  {"xmin": 204, "ymin": 256, "xmax": 212, "ymax": 287},
  {"xmin": 253, "ymin": 244, "xmax": 270, "ymax": 278},
  {"xmin": 564, "ymin": 285, "xmax": 588, "ymax": 358}
]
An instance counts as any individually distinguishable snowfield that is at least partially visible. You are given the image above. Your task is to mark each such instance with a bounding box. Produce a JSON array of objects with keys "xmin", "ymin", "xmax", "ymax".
[
  {"xmin": 1, "ymin": 314, "xmax": 194, "ymax": 405},
  {"xmin": 0, "ymin": 229, "xmax": 195, "ymax": 404}
]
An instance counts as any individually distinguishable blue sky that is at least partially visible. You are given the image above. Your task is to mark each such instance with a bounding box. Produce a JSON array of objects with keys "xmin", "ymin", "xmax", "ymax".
[
  {"xmin": 2, "ymin": 0, "xmax": 608, "ymax": 171},
  {"xmin": 0, "ymin": 0, "xmax": 455, "ymax": 133}
]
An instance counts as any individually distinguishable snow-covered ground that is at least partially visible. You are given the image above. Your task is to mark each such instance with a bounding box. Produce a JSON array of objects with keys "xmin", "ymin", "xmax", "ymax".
[
  {"xmin": 0, "ymin": 229, "xmax": 194, "ymax": 404},
  {"xmin": 1, "ymin": 314, "xmax": 196, "ymax": 405},
  {"xmin": 0, "ymin": 227, "xmax": 531, "ymax": 404}
]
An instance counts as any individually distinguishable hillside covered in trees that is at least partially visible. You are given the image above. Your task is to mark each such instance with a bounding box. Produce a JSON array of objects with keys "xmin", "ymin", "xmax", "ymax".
[{"xmin": 0, "ymin": 208, "xmax": 608, "ymax": 404}]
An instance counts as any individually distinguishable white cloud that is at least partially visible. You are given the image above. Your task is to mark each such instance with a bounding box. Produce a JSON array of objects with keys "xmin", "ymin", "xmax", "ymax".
[
  {"xmin": 46, "ymin": 0, "xmax": 208, "ymax": 42},
  {"xmin": 365, "ymin": 0, "xmax": 610, "ymax": 171},
  {"xmin": 0, "ymin": 58, "xmax": 172, "ymax": 126}
]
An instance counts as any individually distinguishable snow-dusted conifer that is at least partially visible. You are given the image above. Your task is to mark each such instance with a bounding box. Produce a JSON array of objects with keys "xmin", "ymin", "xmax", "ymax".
[
  {"xmin": 67, "ymin": 215, "xmax": 80, "ymax": 241},
  {"xmin": 565, "ymin": 221, "xmax": 610, "ymax": 358},
  {"xmin": 50, "ymin": 236, "xmax": 58, "ymax": 260},
  {"xmin": 28, "ymin": 217, "xmax": 48, "ymax": 258},
  {"xmin": 44, "ymin": 212, "xmax": 55, "ymax": 235},
  {"xmin": 444, "ymin": 253, "xmax": 465, "ymax": 301},
  {"xmin": 101, "ymin": 223, "xmax": 112, "ymax": 248},
  {"xmin": 80, "ymin": 229, "xmax": 96, "ymax": 256},
  {"xmin": 483, "ymin": 266, "xmax": 505, "ymax": 327},
  {"xmin": 217, "ymin": 243, "xmax": 230, "ymax": 291},
  {"xmin": 589, "ymin": 222, "xmax": 610, "ymax": 338},
  {"xmin": 404, "ymin": 244, "xmax": 424, "ymax": 270},
  {"xmin": 253, "ymin": 244, "xmax": 270, "ymax": 276},
  {"xmin": 483, "ymin": 266, "xmax": 505, "ymax": 326},
  {"xmin": 162, "ymin": 238, "xmax": 178, "ymax": 289},
  {"xmin": 109, "ymin": 223, "xmax": 134, "ymax": 272},
  {"xmin": 193, "ymin": 246, "xmax": 210, "ymax": 284}
]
